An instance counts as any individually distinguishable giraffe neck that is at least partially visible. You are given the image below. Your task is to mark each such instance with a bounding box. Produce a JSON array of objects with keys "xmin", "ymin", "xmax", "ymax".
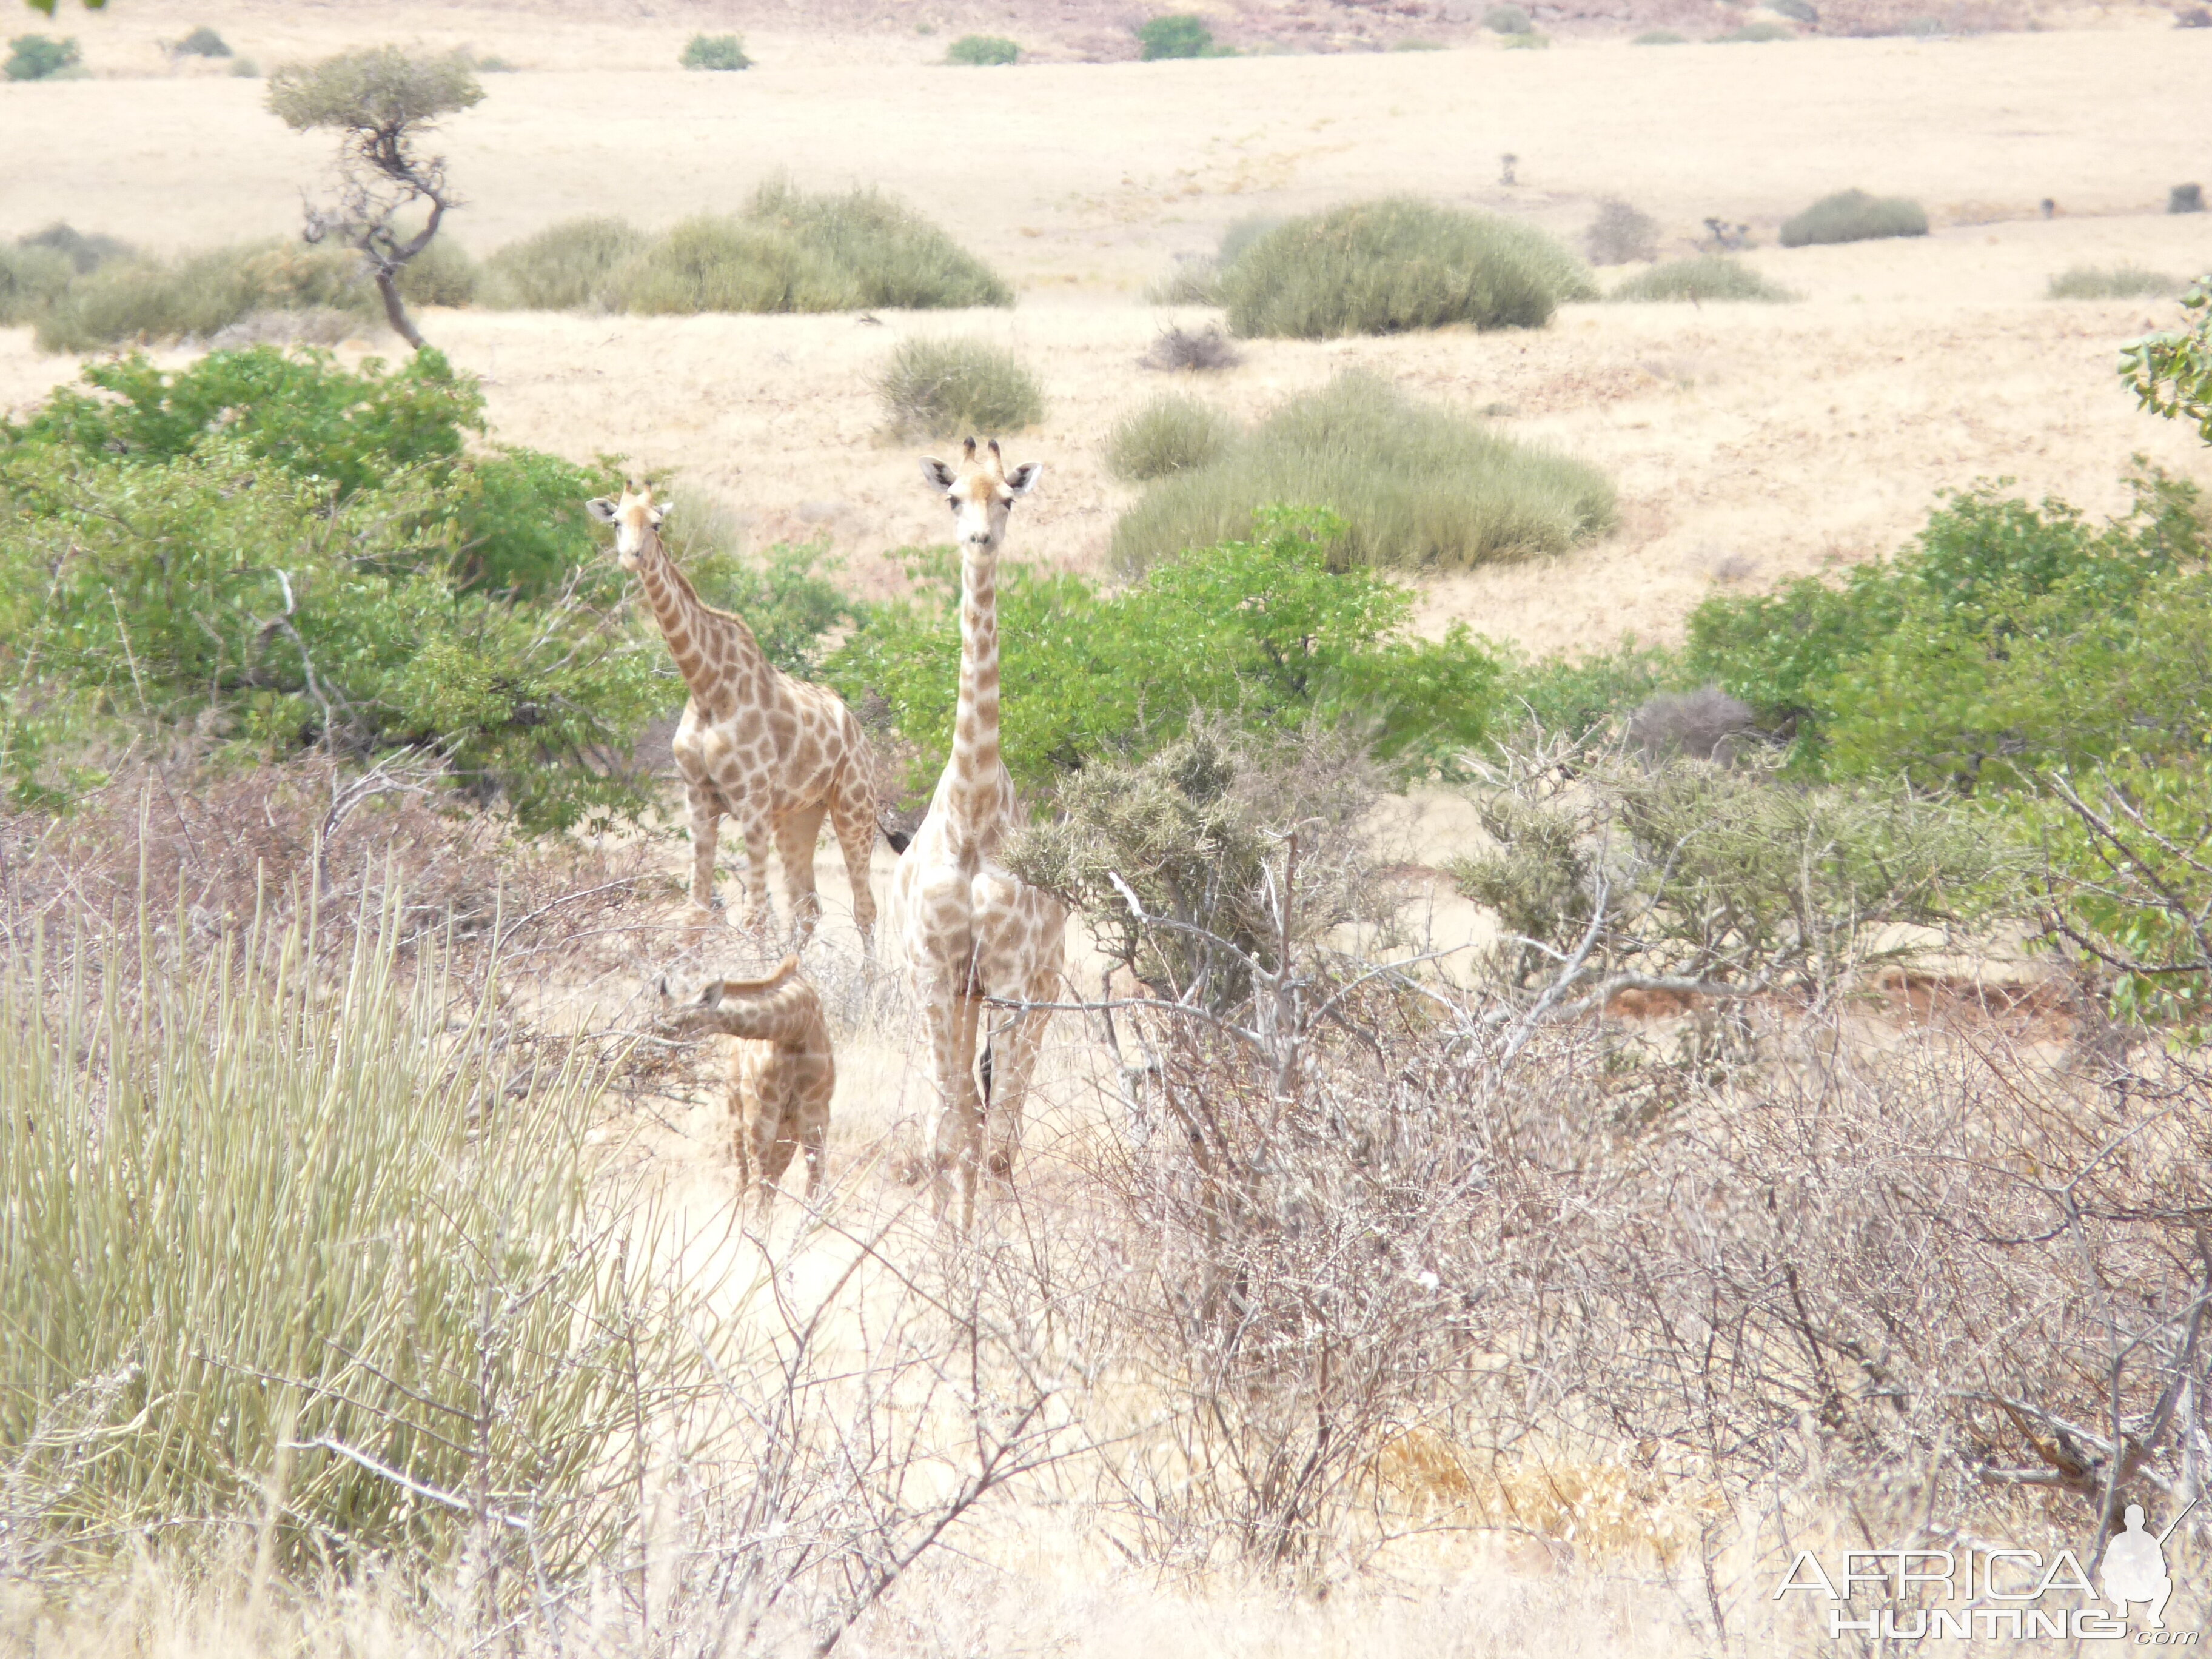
[
  {"xmin": 948, "ymin": 541, "xmax": 1005, "ymax": 849},
  {"xmin": 632, "ymin": 529, "xmax": 763, "ymax": 703},
  {"xmin": 707, "ymin": 982, "xmax": 817, "ymax": 1047}
]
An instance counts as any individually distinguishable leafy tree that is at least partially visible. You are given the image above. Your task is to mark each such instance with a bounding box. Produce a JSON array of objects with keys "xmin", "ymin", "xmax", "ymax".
[
  {"xmin": 267, "ymin": 47, "xmax": 485, "ymax": 351},
  {"xmin": 827, "ymin": 508, "xmax": 1504, "ymax": 803},
  {"xmin": 2122, "ymin": 275, "xmax": 2212, "ymax": 445}
]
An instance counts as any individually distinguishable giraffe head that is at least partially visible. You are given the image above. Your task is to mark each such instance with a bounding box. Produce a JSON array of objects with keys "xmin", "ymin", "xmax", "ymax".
[
  {"xmin": 920, "ymin": 438, "xmax": 1041, "ymax": 554},
  {"xmin": 652, "ymin": 955, "xmax": 800, "ymax": 1037},
  {"xmin": 585, "ymin": 479, "xmax": 671, "ymax": 572}
]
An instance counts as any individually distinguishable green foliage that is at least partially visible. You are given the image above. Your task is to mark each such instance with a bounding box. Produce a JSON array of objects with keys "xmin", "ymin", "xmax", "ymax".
[
  {"xmin": 1138, "ymin": 14, "xmax": 1217, "ymax": 58},
  {"xmin": 2121, "ymin": 276, "xmax": 2212, "ymax": 445},
  {"xmin": 1105, "ymin": 394, "xmax": 1236, "ymax": 481},
  {"xmin": 397, "ymin": 234, "xmax": 477, "ymax": 306},
  {"xmin": 1221, "ymin": 199, "xmax": 1595, "ymax": 340},
  {"xmin": 0, "ymin": 349, "xmax": 652, "ymax": 826},
  {"xmin": 5, "ymin": 33, "xmax": 79, "ymax": 80},
  {"xmin": 1483, "ymin": 4, "xmax": 1532, "ymax": 28},
  {"xmin": 32, "ymin": 241, "xmax": 383, "ymax": 352},
  {"xmin": 680, "ymin": 32, "xmax": 751, "ymax": 70},
  {"xmin": 744, "ymin": 179, "xmax": 1012, "ymax": 309},
  {"xmin": 0, "ymin": 911, "xmax": 703, "ymax": 1574},
  {"xmin": 608, "ymin": 215, "xmax": 854, "ymax": 314},
  {"xmin": 660, "ymin": 514, "xmax": 854, "ymax": 677},
  {"xmin": 1779, "ymin": 188, "xmax": 1928, "ymax": 248},
  {"xmin": 1685, "ymin": 471, "xmax": 2210, "ymax": 791},
  {"xmin": 2048, "ymin": 264, "xmax": 2182, "ymax": 300},
  {"xmin": 946, "ymin": 33, "xmax": 1021, "ymax": 64},
  {"xmin": 479, "ymin": 216, "xmax": 646, "ymax": 310},
  {"xmin": 1110, "ymin": 373, "xmax": 1614, "ymax": 575},
  {"xmin": 1610, "ymin": 255, "xmax": 1797, "ymax": 303},
  {"xmin": 266, "ymin": 44, "xmax": 484, "ymax": 133},
  {"xmin": 0, "ymin": 244, "xmax": 71, "ymax": 326},
  {"xmin": 876, "ymin": 336, "xmax": 1045, "ymax": 438},
  {"xmin": 1632, "ymin": 28, "xmax": 1687, "ymax": 41},
  {"xmin": 1715, "ymin": 21, "xmax": 1797, "ymax": 39},
  {"xmin": 172, "ymin": 24, "xmax": 230, "ymax": 56},
  {"xmin": 1502, "ymin": 640, "xmax": 1683, "ymax": 741},
  {"xmin": 827, "ymin": 508, "xmax": 1505, "ymax": 800},
  {"xmin": 1587, "ymin": 198, "xmax": 1660, "ymax": 266}
]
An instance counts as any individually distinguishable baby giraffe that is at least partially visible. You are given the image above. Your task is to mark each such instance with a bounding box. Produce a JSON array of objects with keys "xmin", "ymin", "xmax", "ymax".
[{"xmin": 656, "ymin": 956, "xmax": 834, "ymax": 1211}]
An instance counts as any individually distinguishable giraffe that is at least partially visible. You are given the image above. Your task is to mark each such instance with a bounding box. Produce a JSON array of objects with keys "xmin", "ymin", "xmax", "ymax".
[
  {"xmin": 586, "ymin": 481, "xmax": 882, "ymax": 949},
  {"xmin": 890, "ymin": 439, "xmax": 1067, "ymax": 1227},
  {"xmin": 656, "ymin": 956, "xmax": 834, "ymax": 1210}
]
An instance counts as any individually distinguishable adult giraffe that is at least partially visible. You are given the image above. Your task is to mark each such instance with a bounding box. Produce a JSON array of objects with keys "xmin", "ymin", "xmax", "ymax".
[
  {"xmin": 587, "ymin": 481, "xmax": 881, "ymax": 948},
  {"xmin": 891, "ymin": 439, "xmax": 1066, "ymax": 1227}
]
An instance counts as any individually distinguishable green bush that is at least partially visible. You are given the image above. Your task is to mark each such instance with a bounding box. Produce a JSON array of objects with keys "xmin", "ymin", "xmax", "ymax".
[
  {"xmin": 0, "ymin": 348, "xmax": 656, "ymax": 826},
  {"xmin": 1778, "ymin": 188, "xmax": 1928, "ymax": 247},
  {"xmin": 480, "ymin": 216, "xmax": 646, "ymax": 310},
  {"xmin": 0, "ymin": 911, "xmax": 701, "ymax": 1574},
  {"xmin": 1145, "ymin": 256, "xmax": 1221, "ymax": 304},
  {"xmin": 1501, "ymin": 640, "xmax": 1683, "ymax": 741},
  {"xmin": 607, "ymin": 215, "xmax": 856, "ymax": 314},
  {"xmin": 395, "ymin": 234, "xmax": 476, "ymax": 306},
  {"xmin": 1138, "ymin": 15, "xmax": 1218, "ymax": 58},
  {"xmin": 1771, "ymin": 0, "xmax": 1818, "ymax": 19},
  {"xmin": 172, "ymin": 24, "xmax": 230, "ymax": 57},
  {"xmin": 680, "ymin": 32, "xmax": 751, "ymax": 70},
  {"xmin": 229, "ymin": 55, "xmax": 258, "ymax": 77},
  {"xmin": 2122, "ymin": 276, "xmax": 2212, "ymax": 445},
  {"xmin": 32, "ymin": 241, "xmax": 382, "ymax": 352},
  {"xmin": 946, "ymin": 33, "xmax": 1021, "ymax": 64},
  {"xmin": 828, "ymin": 507, "xmax": 1505, "ymax": 797},
  {"xmin": 0, "ymin": 244, "xmax": 71, "ymax": 326},
  {"xmin": 1483, "ymin": 4, "xmax": 1532, "ymax": 28},
  {"xmin": 5, "ymin": 33, "xmax": 78, "ymax": 80},
  {"xmin": 1105, "ymin": 394, "xmax": 1236, "ymax": 481},
  {"xmin": 1610, "ymin": 255, "xmax": 1796, "ymax": 302},
  {"xmin": 745, "ymin": 179, "xmax": 1011, "ymax": 309},
  {"xmin": 877, "ymin": 336, "xmax": 1044, "ymax": 438},
  {"xmin": 1632, "ymin": 28, "xmax": 1687, "ymax": 41},
  {"xmin": 2046, "ymin": 264, "xmax": 2182, "ymax": 300},
  {"xmin": 1110, "ymin": 373, "xmax": 1614, "ymax": 575},
  {"xmin": 1587, "ymin": 198, "xmax": 1661, "ymax": 265},
  {"xmin": 1222, "ymin": 199, "xmax": 1594, "ymax": 339},
  {"xmin": 1715, "ymin": 21, "xmax": 1797, "ymax": 39}
]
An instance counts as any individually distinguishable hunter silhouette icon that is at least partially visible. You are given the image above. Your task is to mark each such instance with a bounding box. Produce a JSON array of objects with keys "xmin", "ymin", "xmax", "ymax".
[{"xmin": 2105, "ymin": 1501, "xmax": 2185, "ymax": 1629}]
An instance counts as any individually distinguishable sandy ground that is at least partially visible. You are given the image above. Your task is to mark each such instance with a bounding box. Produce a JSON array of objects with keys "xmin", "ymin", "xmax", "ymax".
[{"xmin": 5, "ymin": 21, "xmax": 2210, "ymax": 655}]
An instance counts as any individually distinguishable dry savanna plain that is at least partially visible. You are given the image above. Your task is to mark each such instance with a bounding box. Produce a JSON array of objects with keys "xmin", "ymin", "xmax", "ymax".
[{"xmin": 4, "ymin": 3, "xmax": 2212, "ymax": 1655}]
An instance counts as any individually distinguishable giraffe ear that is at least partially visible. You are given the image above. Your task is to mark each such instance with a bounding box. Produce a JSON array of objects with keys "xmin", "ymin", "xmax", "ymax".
[
  {"xmin": 920, "ymin": 457, "xmax": 957, "ymax": 490},
  {"xmin": 697, "ymin": 981, "xmax": 725, "ymax": 1010},
  {"xmin": 648, "ymin": 501, "xmax": 671, "ymax": 526},
  {"xmin": 586, "ymin": 498, "xmax": 619, "ymax": 525},
  {"xmin": 1004, "ymin": 461, "xmax": 1043, "ymax": 496}
]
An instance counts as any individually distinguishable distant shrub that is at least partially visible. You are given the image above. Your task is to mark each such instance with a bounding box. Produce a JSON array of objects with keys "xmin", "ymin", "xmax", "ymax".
[
  {"xmin": 1610, "ymin": 255, "xmax": 1796, "ymax": 302},
  {"xmin": 1110, "ymin": 372, "xmax": 1614, "ymax": 575},
  {"xmin": 1502, "ymin": 641, "xmax": 1681, "ymax": 742},
  {"xmin": 877, "ymin": 337, "xmax": 1045, "ymax": 438},
  {"xmin": 1715, "ymin": 21, "xmax": 1797, "ymax": 39},
  {"xmin": 1483, "ymin": 4, "xmax": 1532, "ymax": 29},
  {"xmin": 746, "ymin": 178, "xmax": 1012, "ymax": 309},
  {"xmin": 1141, "ymin": 323, "xmax": 1241, "ymax": 371},
  {"xmin": 204, "ymin": 307, "xmax": 364, "ymax": 349},
  {"xmin": 1771, "ymin": 0, "xmax": 1818, "ymax": 19},
  {"xmin": 1392, "ymin": 37, "xmax": 1445, "ymax": 49},
  {"xmin": 394, "ymin": 236, "xmax": 475, "ymax": 307},
  {"xmin": 1587, "ymin": 198, "xmax": 1661, "ymax": 265},
  {"xmin": 1138, "ymin": 15, "xmax": 1217, "ymax": 58},
  {"xmin": 19, "ymin": 222, "xmax": 134, "ymax": 274},
  {"xmin": 0, "ymin": 245, "xmax": 71, "ymax": 325},
  {"xmin": 229, "ymin": 56, "xmax": 259, "ymax": 77},
  {"xmin": 608, "ymin": 216, "xmax": 854, "ymax": 314},
  {"xmin": 1629, "ymin": 686, "xmax": 1762, "ymax": 761},
  {"xmin": 172, "ymin": 25, "xmax": 230, "ymax": 58},
  {"xmin": 1778, "ymin": 188, "xmax": 1928, "ymax": 247},
  {"xmin": 1106, "ymin": 395, "xmax": 1236, "ymax": 482},
  {"xmin": 1501, "ymin": 32, "xmax": 1550, "ymax": 47},
  {"xmin": 1222, "ymin": 199, "xmax": 1593, "ymax": 339},
  {"xmin": 33, "ymin": 241, "xmax": 384, "ymax": 352},
  {"xmin": 2172, "ymin": 183, "xmax": 2206, "ymax": 215},
  {"xmin": 481, "ymin": 216, "xmax": 646, "ymax": 310},
  {"xmin": 5, "ymin": 34, "xmax": 79, "ymax": 81},
  {"xmin": 2046, "ymin": 264, "xmax": 2183, "ymax": 300},
  {"xmin": 946, "ymin": 33, "xmax": 1021, "ymax": 64},
  {"xmin": 680, "ymin": 33, "xmax": 751, "ymax": 70},
  {"xmin": 1146, "ymin": 255, "xmax": 1220, "ymax": 304},
  {"xmin": 1632, "ymin": 28, "xmax": 1687, "ymax": 41}
]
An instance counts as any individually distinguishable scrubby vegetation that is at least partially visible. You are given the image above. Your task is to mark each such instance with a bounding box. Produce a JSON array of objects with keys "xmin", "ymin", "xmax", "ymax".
[
  {"xmin": 1586, "ymin": 197, "xmax": 1661, "ymax": 265},
  {"xmin": 1139, "ymin": 322, "xmax": 1240, "ymax": 370},
  {"xmin": 1136, "ymin": 14, "xmax": 1219, "ymax": 58},
  {"xmin": 1779, "ymin": 187, "xmax": 1928, "ymax": 247},
  {"xmin": 1610, "ymin": 254, "xmax": 1796, "ymax": 302},
  {"xmin": 945, "ymin": 33, "xmax": 1021, "ymax": 64},
  {"xmin": 171, "ymin": 25, "xmax": 230, "ymax": 57},
  {"xmin": 479, "ymin": 215, "xmax": 645, "ymax": 310},
  {"xmin": 1715, "ymin": 20, "xmax": 1798, "ymax": 39},
  {"xmin": 876, "ymin": 336, "xmax": 1045, "ymax": 438},
  {"xmin": 1104, "ymin": 394, "xmax": 1236, "ymax": 481},
  {"xmin": 1632, "ymin": 27, "xmax": 1688, "ymax": 41},
  {"xmin": 1220, "ymin": 199, "xmax": 1594, "ymax": 339},
  {"xmin": 5, "ymin": 32, "xmax": 78, "ymax": 80},
  {"xmin": 680, "ymin": 32, "xmax": 751, "ymax": 70},
  {"xmin": 1483, "ymin": 4, "xmax": 1532, "ymax": 28},
  {"xmin": 2047, "ymin": 263, "xmax": 2182, "ymax": 300},
  {"xmin": 1110, "ymin": 373, "xmax": 1614, "ymax": 575}
]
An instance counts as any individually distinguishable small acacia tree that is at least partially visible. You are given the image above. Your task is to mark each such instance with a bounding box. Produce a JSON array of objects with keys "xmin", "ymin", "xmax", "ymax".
[{"xmin": 268, "ymin": 45, "xmax": 483, "ymax": 351}]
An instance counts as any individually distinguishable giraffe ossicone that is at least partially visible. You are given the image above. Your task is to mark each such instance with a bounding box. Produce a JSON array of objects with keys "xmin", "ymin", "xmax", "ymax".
[
  {"xmin": 586, "ymin": 479, "xmax": 883, "ymax": 950},
  {"xmin": 888, "ymin": 437, "xmax": 1067, "ymax": 1228}
]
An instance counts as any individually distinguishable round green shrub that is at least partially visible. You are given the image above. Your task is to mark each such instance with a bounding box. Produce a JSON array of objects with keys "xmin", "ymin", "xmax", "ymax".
[
  {"xmin": 680, "ymin": 33, "xmax": 751, "ymax": 70},
  {"xmin": 1609, "ymin": 256, "xmax": 1796, "ymax": 303},
  {"xmin": 1138, "ymin": 15, "xmax": 1215, "ymax": 59},
  {"xmin": 5, "ymin": 34, "xmax": 80, "ymax": 81},
  {"xmin": 1221, "ymin": 199, "xmax": 1594, "ymax": 340},
  {"xmin": 1105, "ymin": 395, "xmax": 1236, "ymax": 482},
  {"xmin": 878, "ymin": 337, "xmax": 1045, "ymax": 438},
  {"xmin": 1779, "ymin": 189, "xmax": 1928, "ymax": 247},
  {"xmin": 481, "ymin": 217, "xmax": 646, "ymax": 310},
  {"xmin": 0, "ymin": 244, "xmax": 71, "ymax": 326},
  {"xmin": 172, "ymin": 25, "xmax": 231, "ymax": 58},
  {"xmin": 947, "ymin": 34, "xmax": 1021, "ymax": 64},
  {"xmin": 607, "ymin": 216, "xmax": 857, "ymax": 314},
  {"xmin": 1483, "ymin": 4, "xmax": 1532, "ymax": 30},
  {"xmin": 395, "ymin": 237, "xmax": 477, "ymax": 307}
]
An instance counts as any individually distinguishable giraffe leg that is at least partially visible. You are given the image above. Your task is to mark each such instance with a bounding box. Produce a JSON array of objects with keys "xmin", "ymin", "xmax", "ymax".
[
  {"xmin": 775, "ymin": 800, "xmax": 829, "ymax": 948},
  {"xmin": 684, "ymin": 778, "xmax": 722, "ymax": 919},
  {"xmin": 725, "ymin": 789, "xmax": 775, "ymax": 940},
  {"xmin": 757, "ymin": 1128, "xmax": 799, "ymax": 1212},
  {"xmin": 928, "ymin": 989, "xmax": 987, "ymax": 1230},
  {"xmin": 984, "ymin": 971, "xmax": 1056, "ymax": 1181},
  {"xmin": 828, "ymin": 761, "xmax": 880, "ymax": 956},
  {"xmin": 800, "ymin": 1111, "xmax": 826, "ymax": 1200}
]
